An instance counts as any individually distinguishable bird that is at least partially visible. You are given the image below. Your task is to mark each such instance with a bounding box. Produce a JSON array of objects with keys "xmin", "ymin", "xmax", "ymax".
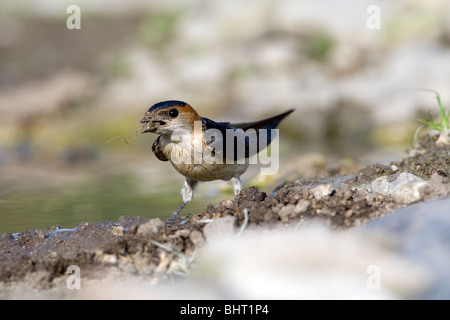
[{"xmin": 140, "ymin": 100, "xmax": 294, "ymax": 223}]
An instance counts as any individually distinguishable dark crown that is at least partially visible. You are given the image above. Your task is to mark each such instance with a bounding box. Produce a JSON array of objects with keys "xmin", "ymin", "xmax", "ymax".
[{"xmin": 149, "ymin": 100, "xmax": 187, "ymax": 112}]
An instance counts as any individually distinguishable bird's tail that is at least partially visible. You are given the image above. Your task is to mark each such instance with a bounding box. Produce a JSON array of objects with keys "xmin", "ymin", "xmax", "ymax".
[{"xmin": 225, "ymin": 109, "xmax": 294, "ymax": 131}]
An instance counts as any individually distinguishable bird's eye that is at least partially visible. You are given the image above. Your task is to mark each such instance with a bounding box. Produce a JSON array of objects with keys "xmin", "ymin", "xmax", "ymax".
[{"xmin": 169, "ymin": 109, "xmax": 179, "ymax": 118}]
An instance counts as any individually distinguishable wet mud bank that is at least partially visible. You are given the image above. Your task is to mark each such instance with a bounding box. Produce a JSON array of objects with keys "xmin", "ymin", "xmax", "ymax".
[{"xmin": 1, "ymin": 138, "xmax": 449, "ymax": 295}]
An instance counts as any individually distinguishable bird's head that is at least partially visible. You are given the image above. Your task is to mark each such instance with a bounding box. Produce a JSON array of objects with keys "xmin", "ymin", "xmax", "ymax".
[{"xmin": 140, "ymin": 100, "xmax": 201, "ymax": 135}]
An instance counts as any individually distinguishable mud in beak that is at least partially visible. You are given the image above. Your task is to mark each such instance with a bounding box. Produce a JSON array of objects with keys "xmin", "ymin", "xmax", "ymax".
[
  {"xmin": 140, "ymin": 121, "xmax": 153, "ymax": 134},
  {"xmin": 140, "ymin": 117, "xmax": 166, "ymax": 134}
]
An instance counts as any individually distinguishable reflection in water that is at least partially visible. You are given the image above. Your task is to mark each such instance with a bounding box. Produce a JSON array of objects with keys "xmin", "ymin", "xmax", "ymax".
[{"xmin": 0, "ymin": 170, "xmax": 227, "ymax": 234}]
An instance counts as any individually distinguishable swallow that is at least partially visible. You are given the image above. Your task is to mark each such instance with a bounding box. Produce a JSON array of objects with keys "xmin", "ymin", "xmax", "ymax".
[{"xmin": 140, "ymin": 100, "xmax": 294, "ymax": 223}]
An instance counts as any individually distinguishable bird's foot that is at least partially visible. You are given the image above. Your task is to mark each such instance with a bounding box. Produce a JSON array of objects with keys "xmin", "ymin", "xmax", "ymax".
[
  {"xmin": 164, "ymin": 201, "xmax": 187, "ymax": 224},
  {"xmin": 165, "ymin": 212, "xmax": 179, "ymax": 224}
]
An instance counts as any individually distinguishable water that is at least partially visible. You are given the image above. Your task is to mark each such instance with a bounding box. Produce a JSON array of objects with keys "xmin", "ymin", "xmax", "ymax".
[
  {"xmin": 0, "ymin": 166, "xmax": 227, "ymax": 234},
  {"xmin": 0, "ymin": 138, "xmax": 406, "ymax": 234}
]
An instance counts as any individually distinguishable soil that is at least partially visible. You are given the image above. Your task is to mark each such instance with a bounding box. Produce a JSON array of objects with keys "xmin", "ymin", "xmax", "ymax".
[{"xmin": 1, "ymin": 135, "xmax": 449, "ymax": 293}]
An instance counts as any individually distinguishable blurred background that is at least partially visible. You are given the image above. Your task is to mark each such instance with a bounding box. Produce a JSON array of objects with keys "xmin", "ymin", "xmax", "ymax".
[{"xmin": 1, "ymin": 0, "xmax": 449, "ymax": 233}]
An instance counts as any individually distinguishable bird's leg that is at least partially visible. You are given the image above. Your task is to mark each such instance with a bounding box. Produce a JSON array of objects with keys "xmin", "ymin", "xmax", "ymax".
[
  {"xmin": 166, "ymin": 201, "xmax": 187, "ymax": 223},
  {"xmin": 230, "ymin": 176, "xmax": 243, "ymax": 196},
  {"xmin": 165, "ymin": 178, "xmax": 198, "ymax": 223}
]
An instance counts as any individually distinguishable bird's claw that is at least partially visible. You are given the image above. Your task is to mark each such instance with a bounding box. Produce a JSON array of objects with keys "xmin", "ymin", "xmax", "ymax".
[
  {"xmin": 165, "ymin": 201, "xmax": 187, "ymax": 224},
  {"xmin": 165, "ymin": 213, "xmax": 179, "ymax": 224}
]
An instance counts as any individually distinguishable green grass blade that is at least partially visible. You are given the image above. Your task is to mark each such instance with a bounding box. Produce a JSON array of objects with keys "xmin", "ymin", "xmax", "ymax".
[
  {"xmin": 412, "ymin": 124, "xmax": 426, "ymax": 145},
  {"xmin": 418, "ymin": 118, "xmax": 439, "ymax": 131},
  {"xmin": 418, "ymin": 88, "xmax": 449, "ymax": 131}
]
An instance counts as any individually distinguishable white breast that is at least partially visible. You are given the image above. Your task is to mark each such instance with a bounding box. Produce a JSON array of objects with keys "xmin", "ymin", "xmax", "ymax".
[{"xmin": 160, "ymin": 134, "xmax": 249, "ymax": 181}]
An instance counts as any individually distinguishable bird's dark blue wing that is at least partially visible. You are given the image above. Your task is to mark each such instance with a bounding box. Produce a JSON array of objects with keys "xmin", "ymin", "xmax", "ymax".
[
  {"xmin": 201, "ymin": 117, "xmax": 239, "ymax": 160},
  {"xmin": 201, "ymin": 109, "xmax": 293, "ymax": 161}
]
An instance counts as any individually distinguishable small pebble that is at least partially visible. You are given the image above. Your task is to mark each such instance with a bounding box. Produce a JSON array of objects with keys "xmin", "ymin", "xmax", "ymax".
[
  {"xmin": 278, "ymin": 205, "xmax": 296, "ymax": 222},
  {"xmin": 137, "ymin": 218, "xmax": 165, "ymax": 236},
  {"xmin": 310, "ymin": 185, "xmax": 335, "ymax": 199},
  {"xmin": 102, "ymin": 254, "xmax": 117, "ymax": 264},
  {"xmin": 111, "ymin": 225, "xmax": 124, "ymax": 236},
  {"xmin": 295, "ymin": 200, "xmax": 310, "ymax": 214}
]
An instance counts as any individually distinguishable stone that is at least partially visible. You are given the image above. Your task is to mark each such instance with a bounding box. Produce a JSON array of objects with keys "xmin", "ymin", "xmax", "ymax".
[
  {"xmin": 310, "ymin": 184, "xmax": 335, "ymax": 199},
  {"xmin": 370, "ymin": 172, "xmax": 424, "ymax": 195},
  {"xmin": 295, "ymin": 200, "xmax": 310, "ymax": 214},
  {"xmin": 136, "ymin": 218, "xmax": 165, "ymax": 236},
  {"xmin": 436, "ymin": 129, "xmax": 450, "ymax": 146},
  {"xmin": 364, "ymin": 197, "xmax": 450, "ymax": 299},
  {"xmin": 392, "ymin": 181, "xmax": 428, "ymax": 204},
  {"xmin": 101, "ymin": 254, "xmax": 117, "ymax": 265},
  {"xmin": 111, "ymin": 225, "xmax": 124, "ymax": 236},
  {"xmin": 278, "ymin": 204, "xmax": 296, "ymax": 222}
]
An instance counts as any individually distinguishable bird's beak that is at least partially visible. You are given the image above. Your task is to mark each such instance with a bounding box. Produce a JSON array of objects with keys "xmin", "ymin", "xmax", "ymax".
[
  {"xmin": 140, "ymin": 113, "xmax": 154, "ymax": 133},
  {"xmin": 140, "ymin": 113, "xmax": 166, "ymax": 134},
  {"xmin": 140, "ymin": 121, "xmax": 152, "ymax": 134}
]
